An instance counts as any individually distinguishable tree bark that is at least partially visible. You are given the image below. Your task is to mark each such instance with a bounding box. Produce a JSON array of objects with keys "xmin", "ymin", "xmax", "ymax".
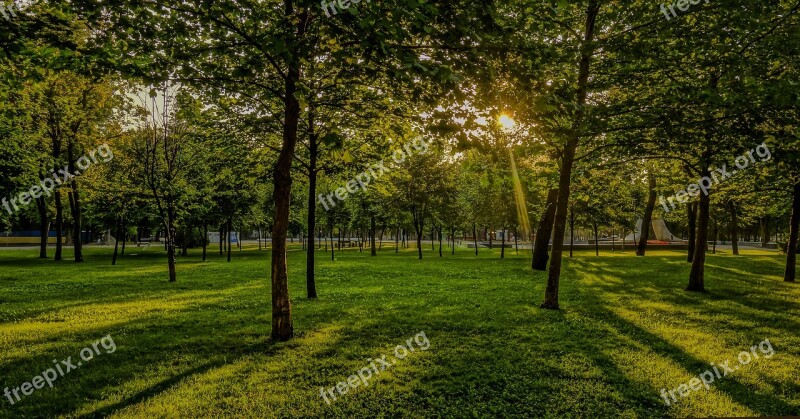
[
  {"xmin": 54, "ymin": 190, "xmax": 64, "ymax": 261},
  {"xmin": 760, "ymin": 216, "xmax": 770, "ymax": 248},
  {"xmin": 569, "ymin": 205, "xmax": 575, "ymax": 258},
  {"xmin": 637, "ymin": 172, "xmax": 657, "ymax": 256},
  {"xmin": 306, "ymin": 145, "xmax": 318, "ymax": 298},
  {"xmin": 784, "ymin": 182, "xmax": 800, "ymax": 282},
  {"xmin": 729, "ymin": 204, "xmax": 739, "ymax": 256},
  {"xmin": 166, "ymin": 207, "xmax": 177, "ymax": 283},
  {"xmin": 371, "ymin": 215, "xmax": 377, "ymax": 257},
  {"xmin": 593, "ymin": 222, "xmax": 599, "ymax": 256},
  {"xmin": 227, "ymin": 217, "xmax": 232, "ymax": 262},
  {"xmin": 501, "ymin": 226, "xmax": 506, "ymax": 259},
  {"xmin": 67, "ymin": 140, "xmax": 83, "ymax": 263},
  {"xmin": 687, "ymin": 203, "xmax": 697, "ymax": 263},
  {"xmin": 202, "ymin": 222, "xmax": 208, "ymax": 261},
  {"xmin": 542, "ymin": 0, "xmax": 600, "ymax": 310},
  {"xmin": 120, "ymin": 219, "xmax": 127, "ymax": 255},
  {"xmin": 36, "ymin": 195, "xmax": 48, "ymax": 259},
  {"xmin": 112, "ymin": 218, "xmax": 122, "ymax": 266},
  {"xmin": 473, "ymin": 223, "xmax": 478, "ymax": 256},
  {"xmin": 532, "ymin": 188, "xmax": 558, "ymax": 270},
  {"xmin": 687, "ymin": 177, "xmax": 710, "ymax": 292},
  {"xmin": 269, "ymin": 25, "xmax": 304, "ymax": 340}
]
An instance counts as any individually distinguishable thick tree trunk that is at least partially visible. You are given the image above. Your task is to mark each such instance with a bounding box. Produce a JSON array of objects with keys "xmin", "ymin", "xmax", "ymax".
[
  {"xmin": 270, "ymin": 46, "xmax": 302, "ymax": 341},
  {"xmin": 532, "ymin": 188, "xmax": 558, "ymax": 270},
  {"xmin": 687, "ymin": 203, "xmax": 697, "ymax": 263},
  {"xmin": 306, "ymin": 160, "xmax": 318, "ymax": 298},
  {"xmin": 542, "ymin": 139, "xmax": 579, "ymax": 310},
  {"xmin": 637, "ymin": 173, "xmax": 657, "ymax": 256},
  {"xmin": 687, "ymin": 180, "xmax": 710, "ymax": 292},
  {"xmin": 542, "ymin": 0, "xmax": 599, "ymax": 310},
  {"xmin": 36, "ymin": 196, "xmax": 48, "ymax": 259},
  {"xmin": 730, "ymin": 204, "xmax": 739, "ymax": 256},
  {"xmin": 784, "ymin": 182, "xmax": 800, "ymax": 282}
]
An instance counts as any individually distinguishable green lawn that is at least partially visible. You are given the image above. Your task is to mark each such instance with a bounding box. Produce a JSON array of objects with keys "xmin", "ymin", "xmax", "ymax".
[{"xmin": 1, "ymin": 244, "xmax": 799, "ymax": 418}]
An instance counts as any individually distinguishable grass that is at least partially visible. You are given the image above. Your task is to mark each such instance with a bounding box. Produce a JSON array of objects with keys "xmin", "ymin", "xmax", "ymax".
[{"xmin": 0, "ymin": 243, "xmax": 799, "ymax": 418}]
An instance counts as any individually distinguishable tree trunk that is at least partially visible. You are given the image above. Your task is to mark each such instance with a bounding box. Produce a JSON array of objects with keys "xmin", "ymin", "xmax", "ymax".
[
  {"xmin": 687, "ymin": 180, "xmax": 710, "ymax": 292},
  {"xmin": 414, "ymin": 217, "xmax": 423, "ymax": 260},
  {"xmin": 532, "ymin": 188, "xmax": 558, "ymax": 270},
  {"xmin": 542, "ymin": 0, "xmax": 599, "ymax": 310},
  {"xmin": 112, "ymin": 218, "xmax": 122, "ymax": 265},
  {"xmin": 202, "ymin": 222, "xmax": 208, "ymax": 261},
  {"xmin": 54, "ymin": 190, "xmax": 64, "ymax": 261},
  {"xmin": 712, "ymin": 219, "xmax": 718, "ymax": 254},
  {"xmin": 219, "ymin": 223, "xmax": 224, "ymax": 255},
  {"xmin": 569, "ymin": 205, "xmax": 575, "ymax": 258},
  {"xmin": 761, "ymin": 216, "xmax": 770, "ymax": 248},
  {"xmin": 687, "ymin": 203, "xmax": 697, "ymax": 263},
  {"xmin": 452, "ymin": 227, "xmax": 456, "ymax": 255},
  {"xmin": 594, "ymin": 222, "xmax": 599, "ymax": 256},
  {"xmin": 306, "ymin": 158, "xmax": 318, "ymax": 298},
  {"xmin": 166, "ymin": 208, "xmax": 177, "ymax": 283},
  {"xmin": 730, "ymin": 204, "xmax": 739, "ymax": 256},
  {"xmin": 67, "ymin": 140, "xmax": 83, "ymax": 263},
  {"xmin": 269, "ymin": 56, "xmax": 302, "ymax": 341},
  {"xmin": 120, "ymin": 219, "xmax": 127, "ymax": 255},
  {"xmin": 181, "ymin": 227, "xmax": 189, "ymax": 257},
  {"xmin": 396, "ymin": 227, "xmax": 400, "ymax": 253},
  {"xmin": 501, "ymin": 226, "xmax": 506, "ymax": 259},
  {"xmin": 330, "ymin": 220, "xmax": 335, "ymax": 261},
  {"xmin": 637, "ymin": 172, "xmax": 657, "ymax": 256},
  {"xmin": 36, "ymin": 195, "xmax": 48, "ymax": 259},
  {"xmin": 514, "ymin": 226, "xmax": 518, "ymax": 254},
  {"xmin": 227, "ymin": 217, "xmax": 232, "ymax": 262},
  {"xmin": 438, "ymin": 228, "xmax": 443, "ymax": 257},
  {"xmin": 371, "ymin": 215, "xmax": 377, "ymax": 257},
  {"xmin": 784, "ymin": 182, "xmax": 800, "ymax": 282},
  {"xmin": 473, "ymin": 223, "xmax": 478, "ymax": 256}
]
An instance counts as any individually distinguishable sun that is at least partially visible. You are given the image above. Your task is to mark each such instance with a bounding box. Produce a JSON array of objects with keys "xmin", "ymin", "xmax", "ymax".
[{"xmin": 498, "ymin": 114, "xmax": 516, "ymax": 131}]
